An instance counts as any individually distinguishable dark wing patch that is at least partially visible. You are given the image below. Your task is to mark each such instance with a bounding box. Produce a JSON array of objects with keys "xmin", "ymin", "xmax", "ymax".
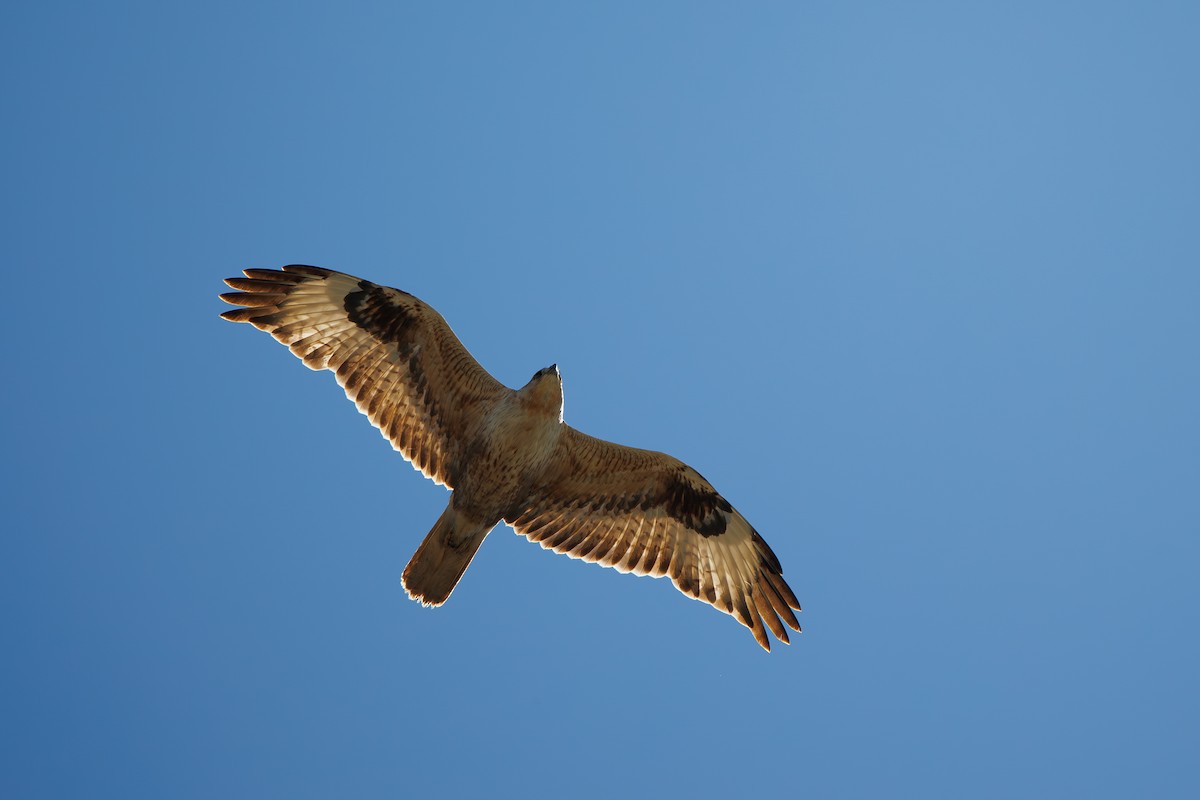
[
  {"xmin": 220, "ymin": 265, "xmax": 509, "ymax": 486},
  {"xmin": 662, "ymin": 471, "xmax": 732, "ymax": 537},
  {"xmin": 344, "ymin": 282, "xmax": 420, "ymax": 346},
  {"xmin": 506, "ymin": 427, "xmax": 801, "ymax": 651}
]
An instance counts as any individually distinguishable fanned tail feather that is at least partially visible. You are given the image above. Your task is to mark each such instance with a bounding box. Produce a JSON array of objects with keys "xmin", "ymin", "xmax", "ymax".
[{"xmin": 402, "ymin": 503, "xmax": 494, "ymax": 606}]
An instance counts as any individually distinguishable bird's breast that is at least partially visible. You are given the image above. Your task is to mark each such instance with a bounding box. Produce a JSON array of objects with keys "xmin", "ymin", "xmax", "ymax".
[{"xmin": 454, "ymin": 400, "xmax": 563, "ymax": 517}]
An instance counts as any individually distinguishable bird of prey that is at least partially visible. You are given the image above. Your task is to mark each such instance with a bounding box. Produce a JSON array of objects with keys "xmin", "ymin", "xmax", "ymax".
[{"xmin": 219, "ymin": 265, "xmax": 801, "ymax": 650}]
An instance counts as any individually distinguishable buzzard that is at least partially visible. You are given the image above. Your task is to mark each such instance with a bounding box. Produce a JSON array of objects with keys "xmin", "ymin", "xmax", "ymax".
[{"xmin": 220, "ymin": 266, "xmax": 801, "ymax": 650}]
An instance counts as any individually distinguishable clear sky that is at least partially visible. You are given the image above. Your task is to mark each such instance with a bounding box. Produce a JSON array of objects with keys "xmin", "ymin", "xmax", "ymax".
[{"xmin": 3, "ymin": 2, "xmax": 1198, "ymax": 797}]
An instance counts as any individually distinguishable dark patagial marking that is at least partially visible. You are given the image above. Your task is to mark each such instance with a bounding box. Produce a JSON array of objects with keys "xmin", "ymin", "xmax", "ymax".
[
  {"xmin": 344, "ymin": 281, "xmax": 418, "ymax": 347},
  {"xmin": 343, "ymin": 281, "xmax": 444, "ymax": 441},
  {"xmin": 661, "ymin": 471, "xmax": 732, "ymax": 537},
  {"xmin": 344, "ymin": 280, "xmax": 428, "ymax": 386},
  {"xmin": 573, "ymin": 474, "xmax": 733, "ymax": 537}
]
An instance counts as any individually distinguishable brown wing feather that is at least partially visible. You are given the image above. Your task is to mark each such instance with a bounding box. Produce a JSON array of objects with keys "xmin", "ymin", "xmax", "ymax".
[
  {"xmin": 219, "ymin": 265, "xmax": 508, "ymax": 486},
  {"xmin": 505, "ymin": 427, "xmax": 801, "ymax": 650}
]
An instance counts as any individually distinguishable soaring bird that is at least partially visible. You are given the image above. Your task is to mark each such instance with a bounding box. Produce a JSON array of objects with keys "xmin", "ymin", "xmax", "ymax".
[{"xmin": 219, "ymin": 265, "xmax": 801, "ymax": 650}]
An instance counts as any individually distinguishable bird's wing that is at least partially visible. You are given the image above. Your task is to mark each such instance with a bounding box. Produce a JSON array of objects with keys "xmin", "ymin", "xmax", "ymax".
[
  {"xmin": 505, "ymin": 426, "xmax": 801, "ymax": 650},
  {"xmin": 220, "ymin": 265, "xmax": 508, "ymax": 487}
]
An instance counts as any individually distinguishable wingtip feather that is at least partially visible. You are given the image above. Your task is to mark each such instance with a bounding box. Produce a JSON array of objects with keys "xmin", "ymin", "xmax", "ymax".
[
  {"xmin": 219, "ymin": 290, "xmax": 284, "ymax": 307},
  {"xmin": 281, "ymin": 264, "xmax": 335, "ymax": 278},
  {"xmin": 220, "ymin": 307, "xmax": 274, "ymax": 323}
]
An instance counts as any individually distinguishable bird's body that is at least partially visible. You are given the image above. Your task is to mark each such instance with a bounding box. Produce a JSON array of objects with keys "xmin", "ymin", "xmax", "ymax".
[
  {"xmin": 220, "ymin": 265, "xmax": 801, "ymax": 650},
  {"xmin": 456, "ymin": 376, "xmax": 564, "ymax": 520}
]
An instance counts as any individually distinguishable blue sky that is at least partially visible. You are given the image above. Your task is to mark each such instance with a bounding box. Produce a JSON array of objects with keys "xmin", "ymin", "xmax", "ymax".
[{"xmin": 3, "ymin": 2, "xmax": 1198, "ymax": 797}]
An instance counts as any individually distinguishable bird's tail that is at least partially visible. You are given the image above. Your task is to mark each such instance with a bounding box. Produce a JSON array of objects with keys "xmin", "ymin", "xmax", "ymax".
[{"xmin": 402, "ymin": 503, "xmax": 494, "ymax": 606}]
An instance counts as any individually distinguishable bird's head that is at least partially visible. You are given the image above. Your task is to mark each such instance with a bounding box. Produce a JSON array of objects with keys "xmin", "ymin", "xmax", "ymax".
[{"xmin": 520, "ymin": 363, "xmax": 563, "ymax": 421}]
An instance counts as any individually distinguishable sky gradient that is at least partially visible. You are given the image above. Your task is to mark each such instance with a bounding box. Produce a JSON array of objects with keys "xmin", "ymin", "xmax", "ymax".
[{"xmin": 3, "ymin": 2, "xmax": 1198, "ymax": 797}]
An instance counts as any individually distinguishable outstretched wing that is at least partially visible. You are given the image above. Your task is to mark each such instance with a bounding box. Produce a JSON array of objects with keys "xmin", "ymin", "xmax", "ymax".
[
  {"xmin": 505, "ymin": 427, "xmax": 801, "ymax": 650},
  {"xmin": 220, "ymin": 265, "xmax": 508, "ymax": 487}
]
